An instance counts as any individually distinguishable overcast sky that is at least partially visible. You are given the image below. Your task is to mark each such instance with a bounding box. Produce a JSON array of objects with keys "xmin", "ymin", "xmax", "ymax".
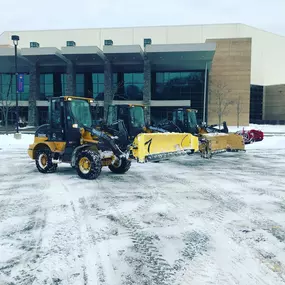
[{"xmin": 1, "ymin": 0, "xmax": 285, "ymax": 36}]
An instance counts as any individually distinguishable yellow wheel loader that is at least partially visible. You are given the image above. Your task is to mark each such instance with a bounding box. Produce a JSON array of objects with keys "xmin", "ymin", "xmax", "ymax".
[
  {"xmin": 102, "ymin": 104, "xmax": 199, "ymax": 160},
  {"xmin": 156, "ymin": 108, "xmax": 245, "ymax": 158},
  {"xmin": 28, "ymin": 97, "xmax": 199, "ymax": 179}
]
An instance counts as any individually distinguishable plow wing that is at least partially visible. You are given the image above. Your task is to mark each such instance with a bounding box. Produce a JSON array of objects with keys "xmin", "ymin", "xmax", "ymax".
[
  {"xmin": 201, "ymin": 133, "xmax": 245, "ymax": 154},
  {"xmin": 131, "ymin": 133, "xmax": 199, "ymax": 163}
]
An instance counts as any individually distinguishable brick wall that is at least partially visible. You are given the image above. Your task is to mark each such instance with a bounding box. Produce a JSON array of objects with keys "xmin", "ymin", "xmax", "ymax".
[{"xmin": 206, "ymin": 38, "xmax": 252, "ymax": 126}]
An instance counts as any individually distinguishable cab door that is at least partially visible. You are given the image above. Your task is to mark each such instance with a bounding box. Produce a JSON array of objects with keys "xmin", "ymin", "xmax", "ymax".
[{"xmin": 49, "ymin": 99, "xmax": 65, "ymax": 141}]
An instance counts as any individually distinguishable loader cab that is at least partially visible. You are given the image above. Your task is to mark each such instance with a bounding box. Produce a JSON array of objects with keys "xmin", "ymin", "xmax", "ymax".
[
  {"xmin": 172, "ymin": 108, "xmax": 199, "ymax": 134},
  {"xmin": 107, "ymin": 104, "xmax": 146, "ymax": 140},
  {"xmin": 36, "ymin": 96, "xmax": 94, "ymax": 144}
]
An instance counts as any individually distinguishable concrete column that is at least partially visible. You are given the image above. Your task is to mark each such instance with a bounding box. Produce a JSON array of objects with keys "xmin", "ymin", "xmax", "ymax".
[
  {"xmin": 104, "ymin": 60, "xmax": 113, "ymax": 120},
  {"xmin": 28, "ymin": 64, "xmax": 40, "ymax": 126},
  {"xmin": 65, "ymin": 62, "xmax": 76, "ymax": 96},
  {"xmin": 143, "ymin": 58, "xmax": 151, "ymax": 125}
]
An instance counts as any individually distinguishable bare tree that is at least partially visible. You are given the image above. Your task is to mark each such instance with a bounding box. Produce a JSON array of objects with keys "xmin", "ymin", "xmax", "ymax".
[
  {"xmin": 235, "ymin": 95, "xmax": 243, "ymax": 128},
  {"xmin": 111, "ymin": 80, "xmax": 125, "ymax": 100},
  {"xmin": 210, "ymin": 80, "xmax": 234, "ymax": 128},
  {"xmin": 0, "ymin": 74, "xmax": 14, "ymax": 135},
  {"xmin": 101, "ymin": 80, "xmax": 125, "ymax": 121}
]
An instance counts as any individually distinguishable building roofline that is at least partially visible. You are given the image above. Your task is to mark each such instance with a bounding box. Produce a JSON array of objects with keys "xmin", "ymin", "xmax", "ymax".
[
  {"xmin": 1, "ymin": 22, "xmax": 284, "ymax": 42},
  {"xmin": 242, "ymin": 23, "xmax": 285, "ymax": 39},
  {"xmin": 2, "ymin": 22, "xmax": 243, "ymax": 33}
]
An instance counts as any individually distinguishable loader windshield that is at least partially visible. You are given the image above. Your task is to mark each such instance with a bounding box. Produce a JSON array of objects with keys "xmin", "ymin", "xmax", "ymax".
[
  {"xmin": 68, "ymin": 99, "xmax": 92, "ymax": 127},
  {"xmin": 187, "ymin": 110, "xmax": 198, "ymax": 128},
  {"xmin": 130, "ymin": 106, "xmax": 145, "ymax": 128}
]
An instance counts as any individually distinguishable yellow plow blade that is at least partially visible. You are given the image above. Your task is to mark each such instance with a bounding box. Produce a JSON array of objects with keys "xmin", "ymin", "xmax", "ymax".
[
  {"xmin": 202, "ymin": 133, "xmax": 245, "ymax": 153},
  {"xmin": 132, "ymin": 133, "xmax": 199, "ymax": 163}
]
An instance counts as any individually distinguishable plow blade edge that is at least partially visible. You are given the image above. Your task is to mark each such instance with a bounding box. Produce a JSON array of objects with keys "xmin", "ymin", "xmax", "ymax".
[{"xmin": 132, "ymin": 133, "xmax": 199, "ymax": 163}]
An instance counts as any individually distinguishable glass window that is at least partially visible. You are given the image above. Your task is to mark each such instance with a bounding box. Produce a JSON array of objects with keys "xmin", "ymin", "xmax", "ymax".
[
  {"xmin": 187, "ymin": 110, "xmax": 198, "ymax": 127},
  {"xmin": 45, "ymin": 74, "xmax": 53, "ymax": 84},
  {"xmin": 76, "ymin": 83, "xmax": 84, "ymax": 97},
  {"xmin": 92, "ymin": 73, "xmax": 104, "ymax": 100},
  {"xmin": 76, "ymin": 74, "xmax": 84, "ymax": 97},
  {"xmin": 156, "ymin": 73, "xmax": 164, "ymax": 83},
  {"xmin": 45, "ymin": 84, "xmax": 54, "ymax": 97},
  {"xmin": 98, "ymin": 74, "xmax": 104, "ymax": 84},
  {"xmin": 152, "ymin": 71, "xmax": 205, "ymax": 121},
  {"xmin": 0, "ymin": 74, "xmax": 31, "ymax": 101},
  {"xmin": 133, "ymin": 73, "xmax": 144, "ymax": 83},
  {"xmin": 76, "ymin": 74, "xmax": 84, "ymax": 84},
  {"xmin": 51, "ymin": 100, "xmax": 62, "ymax": 129},
  {"xmin": 123, "ymin": 73, "xmax": 133, "ymax": 84},
  {"xmin": 40, "ymin": 74, "xmax": 54, "ymax": 99},
  {"xmin": 250, "ymin": 85, "xmax": 263, "ymax": 122},
  {"xmin": 116, "ymin": 73, "xmax": 144, "ymax": 100},
  {"xmin": 130, "ymin": 106, "xmax": 145, "ymax": 128},
  {"xmin": 68, "ymin": 99, "xmax": 92, "ymax": 127}
]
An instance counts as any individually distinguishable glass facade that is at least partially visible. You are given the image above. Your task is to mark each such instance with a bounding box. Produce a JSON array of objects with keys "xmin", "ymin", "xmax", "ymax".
[
  {"xmin": 1, "ymin": 69, "xmax": 209, "ymax": 125},
  {"xmin": 76, "ymin": 74, "xmax": 84, "ymax": 97},
  {"xmin": 250, "ymin": 85, "xmax": 263, "ymax": 122},
  {"xmin": 152, "ymin": 71, "xmax": 206, "ymax": 120},
  {"xmin": 0, "ymin": 73, "xmax": 30, "ymax": 101},
  {"xmin": 153, "ymin": 71, "xmax": 205, "ymax": 101},
  {"xmin": 123, "ymin": 73, "xmax": 144, "ymax": 100},
  {"xmin": 92, "ymin": 73, "xmax": 104, "ymax": 100},
  {"xmin": 114, "ymin": 72, "xmax": 143, "ymax": 100},
  {"xmin": 40, "ymin": 74, "xmax": 54, "ymax": 99},
  {"xmin": 62, "ymin": 74, "xmax": 85, "ymax": 97}
]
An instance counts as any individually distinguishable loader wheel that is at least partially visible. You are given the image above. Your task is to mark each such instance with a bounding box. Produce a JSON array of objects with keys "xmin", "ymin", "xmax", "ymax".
[
  {"xmin": 75, "ymin": 149, "xmax": 101, "ymax": 180},
  {"xmin": 109, "ymin": 157, "xmax": 131, "ymax": 174},
  {"xmin": 35, "ymin": 149, "xmax": 58, "ymax": 174}
]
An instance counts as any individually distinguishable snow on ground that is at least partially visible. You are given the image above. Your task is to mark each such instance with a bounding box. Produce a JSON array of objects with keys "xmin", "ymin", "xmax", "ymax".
[
  {"xmin": 1, "ymin": 130, "xmax": 285, "ymax": 285},
  {"xmin": 228, "ymin": 124, "xmax": 285, "ymax": 134},
  {"xmin": 0, "ymin": 134, "xmax": 33, "ymax": 150}
]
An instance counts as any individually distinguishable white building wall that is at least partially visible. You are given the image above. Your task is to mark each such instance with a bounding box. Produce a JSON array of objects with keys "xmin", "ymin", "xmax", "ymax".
[
  {"xmin": 239, "ymin": 25, "xmax": 285, "ymax": 86},
  {"xmin": 1, "ymin": 23, "xmax": 285, "ymax": 86}
]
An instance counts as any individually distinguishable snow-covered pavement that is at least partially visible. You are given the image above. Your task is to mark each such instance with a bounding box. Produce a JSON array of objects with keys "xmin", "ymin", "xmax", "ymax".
[{"xmin": 0, "ymin": 134, "xmax": 285, "ymax": 285}]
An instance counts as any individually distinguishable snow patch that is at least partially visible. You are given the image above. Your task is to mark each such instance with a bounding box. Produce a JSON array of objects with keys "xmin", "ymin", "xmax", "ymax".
[{"xmin": 0, "ymin": 134, "xmax": 34, "ymax": 150}]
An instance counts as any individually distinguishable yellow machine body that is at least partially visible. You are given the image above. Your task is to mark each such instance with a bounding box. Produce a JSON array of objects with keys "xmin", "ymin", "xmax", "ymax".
[
  {"xmin": 28, "ymin": 138, "xmax": 66, "ymax": 160},
  {"xmin": 132, "ymin": 132, "xmax": 199, "ymax": 162},
  {"xmin": 200, "ymin": 132, "xmax": 245, "ymax": 153}
]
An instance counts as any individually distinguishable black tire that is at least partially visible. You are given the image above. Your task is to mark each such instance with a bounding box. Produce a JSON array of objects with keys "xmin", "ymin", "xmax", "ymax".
[
  {"xmin": 75, "ymin": 149, "xmax": 102, "ymax": 180},
  {"xmin": 35, "ymin": 148, "xmax": 58, "ymax": 174},
  {"xmin": 108, "ymin": 157, "xmax": 131, "ymax": 174}
]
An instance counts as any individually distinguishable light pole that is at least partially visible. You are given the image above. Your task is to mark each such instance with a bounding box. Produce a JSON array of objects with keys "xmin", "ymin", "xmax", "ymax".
[{"xmin": 11, "ymin": 35, "xmax": 20, "ymax": 134}]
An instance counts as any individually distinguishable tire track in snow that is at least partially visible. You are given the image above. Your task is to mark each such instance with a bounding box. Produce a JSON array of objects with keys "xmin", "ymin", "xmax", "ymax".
[
  {"xmin": 97, "ymin": 176, "xmax": 178, "ymax": 285},
  {"xmin": 157, "ymin": 170, "xmax": 281, "ymax": 285},
  {"xmin": 56, "ymin": 180, "xmax": 89, "ymax": 285},
  {"xmin": 69, "ymin": 200, "xmax": 88, "ymax": 285},
  {"xmin": 168, "ymin": 172, "xmax": 285, "ymax": 285},
  {"xmin": 0, "ymin": 205, "xmax": 48, "ymax": 284},
  {"xmin": 155, "ymin": 173, "xmax": 227, "ymax": 285},
  {"xmin": 77, "ymin": 196, "xmax": 107, "ymax": 285}
]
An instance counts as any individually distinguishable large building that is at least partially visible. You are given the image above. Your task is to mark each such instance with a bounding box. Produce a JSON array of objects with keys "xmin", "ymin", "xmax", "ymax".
[{"xmin": 0, "ymin": 23, "xmax": 285, "ymax": 127}]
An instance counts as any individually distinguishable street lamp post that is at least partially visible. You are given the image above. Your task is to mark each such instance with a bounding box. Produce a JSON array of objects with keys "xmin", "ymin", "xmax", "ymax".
[{"xmin": 11, "ymin": 35, "xmax": 20, "ymax": 134}]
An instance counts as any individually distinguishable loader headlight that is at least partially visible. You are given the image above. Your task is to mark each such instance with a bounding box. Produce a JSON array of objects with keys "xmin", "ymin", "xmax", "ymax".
[{"xmin": 72, "ymin": 124, "xmax": 78, "ymax": 128}]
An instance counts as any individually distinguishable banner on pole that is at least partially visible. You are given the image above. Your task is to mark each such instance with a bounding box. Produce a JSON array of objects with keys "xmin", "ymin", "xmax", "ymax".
[{"xmin": 17, "ymin": 74, "xmax": 24, "ymax": 93}]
